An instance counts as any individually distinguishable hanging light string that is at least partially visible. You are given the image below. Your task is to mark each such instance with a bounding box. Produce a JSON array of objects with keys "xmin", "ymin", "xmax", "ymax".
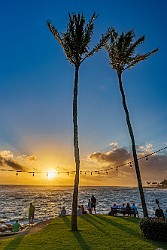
[
  {"xmin": 0, "ymin": 145, "xmax": 167, "ymax": 176},
  {"xmin": 108, "ymin": 145, "xmax": 167, "ymax": 172}
]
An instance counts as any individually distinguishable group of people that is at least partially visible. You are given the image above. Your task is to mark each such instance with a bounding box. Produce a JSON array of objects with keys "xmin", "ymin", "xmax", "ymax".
[
  {"xmin": 110, "ymin": 202, "xmax": 138, "ymax": 217},
  {"xmin": 77, "ymin": 195, "xmax": 97, "ymax": 215},
  {"xmin": 60, "ymin": 195, "xmax": 97, "ymax": 217},
  {"xmin": 12, "ymin": 198, "xmax": 167, "ymax": 233}
]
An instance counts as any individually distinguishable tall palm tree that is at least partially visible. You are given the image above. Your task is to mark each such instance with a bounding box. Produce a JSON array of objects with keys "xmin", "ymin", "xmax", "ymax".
[
  {"xmin": 105, "ymin": 30, "xmax": 158, "ymax": 217},
  {"xmin": 47, "ymin": 13, "xmax": 114, "ymax": 231}
]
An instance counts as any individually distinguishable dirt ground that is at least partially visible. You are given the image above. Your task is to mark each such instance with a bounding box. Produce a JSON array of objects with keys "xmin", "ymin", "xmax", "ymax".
[{"xmin": 21, "ymin": 219, "xmax": 52, "ymax": 235}]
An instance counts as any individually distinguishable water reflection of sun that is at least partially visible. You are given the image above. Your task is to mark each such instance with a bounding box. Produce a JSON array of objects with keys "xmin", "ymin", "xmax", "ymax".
[{"xmin": 47, "ymin": 170, "xmax": 57, "ymax": 180}]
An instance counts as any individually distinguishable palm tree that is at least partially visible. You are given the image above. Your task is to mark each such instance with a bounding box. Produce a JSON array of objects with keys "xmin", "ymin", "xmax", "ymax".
[
  {"xmin": 105, "ymin": 30, "xmax": 158, "ymax": 217},
  {"xmin": 47, "ymin": 13, "xmax": 114, "ymax": 231}
]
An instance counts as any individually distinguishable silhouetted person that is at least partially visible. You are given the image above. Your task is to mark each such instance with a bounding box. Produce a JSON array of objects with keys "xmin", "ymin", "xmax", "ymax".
[
  {"xmin": 155, "ymin": 208, "xmax": 164, "ymax": 218},
  {"xmin": 91, "ymin": 195, "xmax": 96, "ymax": 214},
  {"xmin": 29, "ymin": 203, "xmax": 35, "ymax": 225},
  {"xmin": 81, "ymin": 205, "xmax": 87, "ymax": 214},
  {"xmin": 126, "ymin": 203, "xmax": 131, "ymax": 216}
]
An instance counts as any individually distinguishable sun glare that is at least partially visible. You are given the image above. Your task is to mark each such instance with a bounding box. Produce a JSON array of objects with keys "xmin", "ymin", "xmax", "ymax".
[{"xmin": 47, "ymin": 170, "xmax": 56, "ymax": 180}]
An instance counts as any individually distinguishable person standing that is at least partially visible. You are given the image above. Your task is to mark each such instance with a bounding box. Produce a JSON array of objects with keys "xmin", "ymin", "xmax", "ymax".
[
  {"xmin": 126, "ymin": 203, "xmax": 132, "ymax": 216},
  {"xmin": 91, "ymin": 195, "xmax": 96, "ymax": 214},
  {"xmin": 131, "ymin": 203, "xmax": 138, "ymax": 217},
  {"xmin": 87, "ymin": 199, "xmax": 92, "ymax": 214},
  {"xmin": 29, "ymin": 203, "xmax": 35, "ymax": 225},
  {"xmin": 164, "ymin": 209, "xmax": 167, "ymax": 219}
]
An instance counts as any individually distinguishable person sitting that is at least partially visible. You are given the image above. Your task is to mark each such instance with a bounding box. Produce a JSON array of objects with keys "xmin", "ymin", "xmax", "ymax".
[
  {"xmin": 131, "ymin": 203, "xmax": 138, "ymax": 217},
  {"xmin": 77, "ymin": 206, "xmax": 82, "ymax": 216},
  {"xmin": 164, "ymin": 209, "xmax": 167, "ymax": 219},
  {"xmin": 60, "ymin": 206, "xmax": 66, "ymax": 217},
  {"xmin": 155, "ymin": 208, "xmax": 164, "ymax": 218},
  {"xmin": 121, "ymin": 203, "xmax": 126, "ymax": 210},
  {"xmin": 81, "ymin": 205, "xmax": 87, "ymax": 214},
  {"xmin": 112, "ymin": 204, "xmax": 118, "ymax": 209},
  {"xmin": 126, "ymin": 203, "xmax": 132, "ymax": 216},
  {"xmin": 110, "ymin": 204, "xmax": 119, "ymax": 216},
  {"xmin": 12, "ymin": 220, "xmax": 21, "ymax": 232}
]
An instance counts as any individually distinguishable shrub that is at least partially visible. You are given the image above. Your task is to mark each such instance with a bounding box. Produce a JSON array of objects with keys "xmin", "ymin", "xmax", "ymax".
[{"xmin": 140, "ymin": 217, "xmax": 167, "ymax": 242}]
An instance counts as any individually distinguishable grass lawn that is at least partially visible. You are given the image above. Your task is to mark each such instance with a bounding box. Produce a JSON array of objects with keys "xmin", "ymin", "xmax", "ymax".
[{"xmin": 1, "ymin": 215, "xmax": 167, "ymax": 249}]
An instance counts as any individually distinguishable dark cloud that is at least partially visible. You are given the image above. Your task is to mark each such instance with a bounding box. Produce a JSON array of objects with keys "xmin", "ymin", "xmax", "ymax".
[
  {"xmin": 88, "ymin": 144, "xmax": 167, "ymax": 183},
  {"xmin": 4, "ymin": 159, "xmax": 24, "ymax": 171},
  {"xmin": 0, "ymin": 150, "xmax": 37, "ymax": 171},
  {"xmin": 89, "ymin": 148, "xmax": 131, "ymax": 165}
]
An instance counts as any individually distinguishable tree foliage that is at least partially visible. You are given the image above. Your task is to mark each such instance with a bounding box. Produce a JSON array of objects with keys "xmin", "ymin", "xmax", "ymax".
[
  {"xmin": 105, "ymin": 30, "xmax": 158, "ymax": 74},
  {"xmin": 47, "ymin": 13, "xmax": 114, "ymax": 67}
]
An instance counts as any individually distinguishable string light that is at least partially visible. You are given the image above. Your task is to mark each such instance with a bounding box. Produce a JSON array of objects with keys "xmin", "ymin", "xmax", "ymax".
[
  {"xmin": 145, "ymin": 157, "xmax": 148, "ymax": 163},
  {"xmin": 0, "ymin": 145, "xmax": 166, "ymax": 177}
]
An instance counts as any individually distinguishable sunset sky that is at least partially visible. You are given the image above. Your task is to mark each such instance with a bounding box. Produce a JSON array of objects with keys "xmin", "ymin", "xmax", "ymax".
[{"xmin": 0, "ymin": 0, "xmax": 166, "ymax": 186}]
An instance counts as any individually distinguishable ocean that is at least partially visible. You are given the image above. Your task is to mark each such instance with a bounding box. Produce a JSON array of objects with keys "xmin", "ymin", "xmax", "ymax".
[{"xmin": 0, "ymin": 185, "xmax": 166, "ymax": 226}]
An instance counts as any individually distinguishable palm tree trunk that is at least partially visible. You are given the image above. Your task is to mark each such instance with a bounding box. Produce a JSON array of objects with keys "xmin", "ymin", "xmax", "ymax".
[
  {"xmin": 117, "ymin": 73, "xmax": 148, "ymax": 217},
  {"xmin": 71, "ymin": 65, "xmax": 80, "ymax": 231}
]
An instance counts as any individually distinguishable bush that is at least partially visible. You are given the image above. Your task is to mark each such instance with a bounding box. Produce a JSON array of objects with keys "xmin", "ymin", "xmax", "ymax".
[{"xmin": 140, "ymin": 218, "xmax": 167, "ymax": 242}]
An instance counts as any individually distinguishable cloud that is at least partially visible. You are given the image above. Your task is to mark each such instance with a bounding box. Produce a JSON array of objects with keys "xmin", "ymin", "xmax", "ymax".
[
  {"xmin": 89, "ymin": 147, "xmax": 131, "ymax": 165},
  {"xmin": 4, "ymin": 159, "xmax": 24, "ymax": 171},
  {"xmin": 88, "ymin": 142, "xmax": 167, "ymax": 183},
  {"xmin": 0, "ymin": 150, "xmax": 38, "ymax": 171},
  {"xmin": 0, "ymin": 150, "xmax": 13, "ymax": 158},
  {"xmin": 17, "ymin": 154, "xmax": 37, "ymax": 162}
]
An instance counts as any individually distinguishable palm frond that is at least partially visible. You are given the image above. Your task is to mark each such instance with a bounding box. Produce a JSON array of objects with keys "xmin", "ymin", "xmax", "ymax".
[
  {"xmin": 47, "ymin": 13, "xmax": 106, "ymax": 66},
  {"xmin": 105, "ymin": 29, "xmax": 158, "ymax": 73},
  {"xmin": 125, "ymin": 48, "xmax": 158, "ymax": 70},
  {"xmin": 82, "ymin": 12, "xmax": 97, "ymax": 53},
  {"xmin": 47, "ymin": 21, "xmax": 63, "ymax": 47},
  {"xmin": 125, "ymin": 35, "xmax": 145, "ymax": 59},
  {"xmin": 83, "ymin": 27, "xmax": 116, "ymax": 61}
]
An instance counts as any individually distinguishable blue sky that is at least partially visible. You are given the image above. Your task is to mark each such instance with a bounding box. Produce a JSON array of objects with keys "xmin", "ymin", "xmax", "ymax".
[{"xmin": 0, "ymin": 0, "xmax": 166, "ymax": 185}]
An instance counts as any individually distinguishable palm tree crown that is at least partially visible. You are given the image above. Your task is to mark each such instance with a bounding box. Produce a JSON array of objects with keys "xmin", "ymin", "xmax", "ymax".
[
  {"xmin": 47, "ymin": 13, "xmax": 114, "ymax": 67},
  {"xmin": 105, "ymin": 30, "xmax": 158, "ymax": 74}
]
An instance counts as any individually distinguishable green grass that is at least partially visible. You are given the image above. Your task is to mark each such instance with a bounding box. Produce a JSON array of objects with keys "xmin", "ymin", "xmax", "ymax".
[{"xmin": 1, "ymin": 215, "xmax": 167, "ymax": 249}]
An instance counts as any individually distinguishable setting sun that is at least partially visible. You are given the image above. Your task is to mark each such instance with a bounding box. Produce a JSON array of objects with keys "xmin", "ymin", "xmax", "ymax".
[{"xmin": 47, "ymin": 170, "xmax": 57, "ymax": 180}]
